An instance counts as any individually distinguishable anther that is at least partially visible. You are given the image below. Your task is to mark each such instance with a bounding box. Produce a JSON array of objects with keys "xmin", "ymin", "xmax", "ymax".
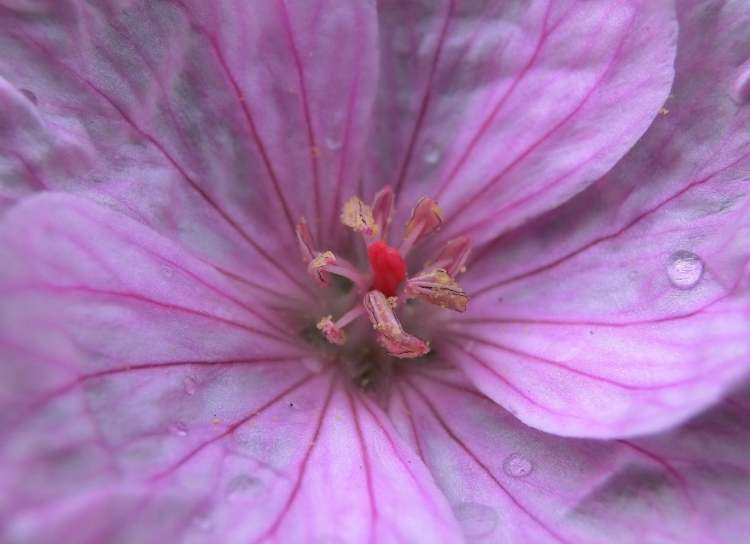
[
  {"xmin": 317, "ymin": 315, "xmax": 346, "ymax": 345},
  {"xmin": 317, "ymin": 305, "xmax": 365, "ymax": 346},
  {"xmin": 371, "ymin": 186, "xmax": 395, "ymax": 243},
  {"xmin": 405, "ymin": 268, "xmax": 469, "ymax": 312},
  {"xmin": 363, "ymin": 290, "xmax": 430, "ymax": 358},
  {"xmin": 341, "ymin": 196, "xmax": 377, "ymax": 238},
  {"xmin": 298, "ymin": 217, "xmax": 370, "ymax": 290},
  {"xmin": 297, "ymin": 218, "xmax": 330, "ymax": 286},
  {"xmin": 308, "ymin": 251, "xmax": 336, "ymax": 285},
  {"xmin": 400, "ymin": 197, "xmax": 443, "ymax": 255}
]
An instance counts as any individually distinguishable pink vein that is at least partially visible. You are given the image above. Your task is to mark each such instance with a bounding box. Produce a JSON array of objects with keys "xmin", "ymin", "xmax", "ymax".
[
  {"xmin": 447, "ymin": 340, "xmax": 596, "ymax": 423},
  {"xmin": 329, "ymin": 13, "xmax": 364, "ymax": 241},
  {"xmin": 252, "ymin": 373, "xmax": 337, "ymax": 543},
  {"xmin": 392, "ymin": 0, "xmax": 455, "ymax": 197},
  {"xmin": 172, "ymin": 0, "xmax": 298, "ymax": 239},
  {"xmin": 444, "ymin": 5, "xmax": 633, "ymax": 230},
  {"xmin": 433, "ymin": 0, "xmax": 556, "ymax": 199},
  {"xmin": 11, "ymin": 31, "xmax": 311, "ymax": 296},
  {"xmin": 346, "ymin": 386, "xmax": 378, "ymax": 544},
  {"xmin": 3, "ymin": 356, "xmax": 301, "ymax": 439},
  {"xmin": 448, "ymin": 331, "xmax": 739, "ymax": 393},
  {"xmin": 150, "ymin": 371, "xmax": 319, "ymax": 482},
  {"xmin": 71, "ymin": 203, "xmax": 292, "ymax": 337},
  {"xmin": 278, "ymin": 0, "xmax": 323, "ymax": 238},
  {"xmin": 394, "ymin": 383, "xmax": 426, "ymax": 461},
  {"xmin": 471, "ymin": 147, "xmax": 750, "ymax": 298},
  {"xmin": 404, "ymin": 376, "xmax": 571, "ymax": 544},
  {"xmin": 9, "ymin": 284, "xmax": 295, "ymax": 346}
]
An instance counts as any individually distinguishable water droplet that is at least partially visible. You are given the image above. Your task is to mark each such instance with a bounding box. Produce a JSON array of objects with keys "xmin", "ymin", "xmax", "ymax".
[
  {"xmin": 169, "ymin": 421, "xmax": 188, "ymax": 437},
  {"xmin": 183, "ymin": 376, "xmax": 197, "ymax": 396},
  {"xmin": 423, "ymin": 144, "xmax": 441, "ymax": 165},
  {"xmin": 324, "ymin": 134, "xmax": 342, "ymax": 151},
  {"xmin": 453, "ymin": 502, "xmax": 498, "ymax": 539},
  {"xmin": 19, "ymin": 88, "xmax": 37, "ymax": 105},
  {"xmin": 192, "ymin": 513, "xmax": 213, "ymax": 532},
  {"xmin": 732, "ymin": 65, "xmax": 750, "ymax": 104},
  {"xmin": 503, "ymin": 453, "xmax": 533, "ymax": 478},
  {"xmin": 666, "ymin": 250, "xmax": 704, "ymax": 289},
  {"xmin": 225, "ymin": 474, "xmax": 260, "ymax": 502}
]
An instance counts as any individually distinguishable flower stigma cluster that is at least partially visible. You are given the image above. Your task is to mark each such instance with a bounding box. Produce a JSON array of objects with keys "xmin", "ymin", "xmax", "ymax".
[{"xmin": 296, "ymin": 186, "xmax": 471, "ymax": 370}]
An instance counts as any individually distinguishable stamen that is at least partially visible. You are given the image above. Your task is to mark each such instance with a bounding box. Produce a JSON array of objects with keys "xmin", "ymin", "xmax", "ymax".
[
  {"xmin": 371, "ymin": 186, "xmax": 395, "ymax": 242},
  {"xmin": 317, "ymin": 315, "xmax": 346, "ymax": 345},
  {"xmin": 296, "ymin": 217, "xmax": 317, "ymax": 262},
  {"xmin": 297, "ymin": 218, "xmax": 330, "ymax": 286},
  {"xmin": 426, "ymin": 236, "xmax": 471, "ymax": 277},
  {"xmin": 308, "ymin": 251, "xmax": 336, "ymax": 285},
  {"xmin": 400, "ymin": 197, "xmax": 443, "ymax": 255},
  {"xmin": 405, "ymin": 268, "xmax": 469, "ymax": 312},
  {"xmin": 363, "ymin": 290, "xmax": 430, "ymax": 359},
  {"xmin": 309, "ymin": 251, "xmax": 369, "ymax": 291},
  {"xmin": 317, "ymin": 305, "xmax": 365, "ymax": 346},
  {"xmin": 341, "ymin": 196, "xmax": 377, "ymax": 237}
]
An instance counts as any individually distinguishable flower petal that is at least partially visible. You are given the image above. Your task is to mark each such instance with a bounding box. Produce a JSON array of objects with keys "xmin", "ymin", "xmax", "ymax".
[
  {"xmin": 368, "ymin": 0, "xmax": 676, "ymax": 245},
  {"xmin": 0, "ymin": 75, "xmax": 92, "ymax": 213},
  {"xmin": 458, "ymin": 0, "xmax": 750, "ymax": 437},
  {"xmin": 0, "ymin": 194, "xmax": 462, "ymax": 543},
  {"xmin": 390, "ymin": 366, "xmax": 750, "ymax": 544},
  {"xmin": 0, "ymin": 0, "xmax": 378, "ymax": 296}
]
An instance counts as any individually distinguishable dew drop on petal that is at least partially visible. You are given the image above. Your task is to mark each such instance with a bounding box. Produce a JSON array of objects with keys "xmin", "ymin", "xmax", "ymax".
[
  {"xmin": 19, "ymin": 88, "xmax": 37, "ymax": 105},
  {"xmin": 423, "ymin": 144, "xmax": 441, "ymax": 165},
  {"xmin": 666, "ymin": 250, "xmax": 704, "ymax": 289},
  {"xmin": 453, "ymin": 502, "xmax": 499, "ymax": 539},
  {"xmin": 503, "ymin": 453, "xmax": 533, "ymax": 478},
  {"xmin": 324, "ymin": 134, "xmax": 342, "ymax": 151},
  {"xmin": 732, "ymin": 65, "xmax": 750, "ymax": 104},
  {"xmin": 169, "ymin": 421, "xmax": 188, "ymax": 437},
  {"xmin": 225, "ymin": 474, "xmax": 261, "ymax": 502},
  {"xmin": 183, "ymin": 376, "xmax": 197, "ymax": 396}
]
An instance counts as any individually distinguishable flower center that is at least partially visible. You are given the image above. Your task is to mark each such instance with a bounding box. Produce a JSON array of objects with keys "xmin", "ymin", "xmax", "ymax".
[
  {"xmin": 296, "ymin": 186, "xmax": 472, "ymax": 361},
  {"xmin": 368, "ymin": 241, "xmax": 406, "ymax": 297}
]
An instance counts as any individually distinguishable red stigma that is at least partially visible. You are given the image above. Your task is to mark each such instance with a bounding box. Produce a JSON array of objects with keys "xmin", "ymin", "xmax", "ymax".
[{"xmin": 368, "ymin": 241, "xmax": 407, "ymax": 297}]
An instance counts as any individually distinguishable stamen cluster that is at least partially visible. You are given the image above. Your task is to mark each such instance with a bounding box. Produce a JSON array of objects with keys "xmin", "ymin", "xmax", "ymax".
[{"xmin": 296, "ymin": 187, "xmax": 471, "ymax": 359}]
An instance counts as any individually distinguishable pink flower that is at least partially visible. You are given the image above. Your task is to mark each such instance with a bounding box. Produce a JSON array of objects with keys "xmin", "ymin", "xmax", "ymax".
[{"xmin": 1, "ymin": 1, "xmax": 749, "ymax": 542}]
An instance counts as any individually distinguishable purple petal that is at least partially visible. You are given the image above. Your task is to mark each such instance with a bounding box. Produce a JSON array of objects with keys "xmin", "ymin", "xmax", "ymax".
[
  {"xmin": 367, "ymin": 0, "xmax": 676, "ymax": 245},
  {"xmin": 389, "ymin": 366, "xmax": 750, "ymax": 544},
  {"xmin": 0, "ymin": 75, "xmax": 92, "ymax": 212},
  {"xmin": 0, "ymin": 194, "xmax": 463, "ymax": 543},
  {"xmin": 0, "ymin": 0, "xmax": 378, "ymax": 296},
  {"xmin": 455, "ymin": 0, "xmax": 750, "ymax": 437}
]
